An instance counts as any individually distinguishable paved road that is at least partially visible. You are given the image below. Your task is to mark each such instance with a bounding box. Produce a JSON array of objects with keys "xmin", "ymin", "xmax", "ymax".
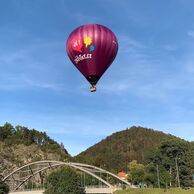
[
  {"xmin": 10, "ymin": 191, "xmax": 44, "ymax": 194},
  {"xmin": 9, "ymin": 188, "xmax": 114, "ymax": 194}
]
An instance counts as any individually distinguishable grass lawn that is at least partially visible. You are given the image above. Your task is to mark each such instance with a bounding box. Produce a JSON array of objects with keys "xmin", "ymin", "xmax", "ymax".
[{"xmin": 115, "ymin": 188, "xmax": 194, "ymax": 194}]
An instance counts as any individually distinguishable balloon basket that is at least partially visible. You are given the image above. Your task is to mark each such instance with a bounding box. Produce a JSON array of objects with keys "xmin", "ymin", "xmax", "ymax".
[{"xmin": 90, "ymin": 85, "xmax": 96, "ymax": 92}]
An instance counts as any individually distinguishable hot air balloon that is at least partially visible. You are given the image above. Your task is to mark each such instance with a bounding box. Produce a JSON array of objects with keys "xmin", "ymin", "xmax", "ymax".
[{"xmin": 66, "ymin": 24, "xmax": 118, "ymax": 92}]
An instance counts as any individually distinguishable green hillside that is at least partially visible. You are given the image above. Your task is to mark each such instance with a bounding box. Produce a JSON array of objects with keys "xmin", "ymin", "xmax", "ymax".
[
  {"xmin": 75, "ymin": 126, "xmax": 180, "ymax": 172},
  {"xmin": 0, "ymin": 123, "xmax": 70, "ymax": 177}
]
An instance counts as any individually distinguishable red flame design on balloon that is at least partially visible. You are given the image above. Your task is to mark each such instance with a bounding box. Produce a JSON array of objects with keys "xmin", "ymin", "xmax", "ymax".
[{"xmin": 71, "ymin": 37, "xmax": 83, "ymax": 53}]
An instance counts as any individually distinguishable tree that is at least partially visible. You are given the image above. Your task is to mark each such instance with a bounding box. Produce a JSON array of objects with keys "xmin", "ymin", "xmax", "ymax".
[
  {"xmin": 159, "ymin": 167, "xmax": 171, "ymax": 188},
  {"xmin": 160, "ymin": 140, "xmax": 192, "ymax": 187},
  {"xmin": 0, "ymin": 176, "xmax": 9, "ymax": 194},
  {"xmin": 44, "ymin": 167, "xmax": 85, "ymax": 194},
  {"xmin": 0, "ymin": 123, "xmax": 14, "ymax": 141},
  {"xmin": 128, "ymin": 160, "xmax": 145, "ymax": 185},
  {"xmin": 144, "ymin": 163, "xmax": 157, "ymax": 187},
  {"xmin": 146, "ymin": 140, "xmax": 193, "ymax": 188}
]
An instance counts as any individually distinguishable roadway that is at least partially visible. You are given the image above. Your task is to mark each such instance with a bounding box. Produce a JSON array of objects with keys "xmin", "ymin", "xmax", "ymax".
[
  {"xmin": 10, "ymin": 191, "xmax": 44, "ymax": 194},
  {"xmin": 9, "ymin": 187, "xmax": 115, "ymax": 194}
]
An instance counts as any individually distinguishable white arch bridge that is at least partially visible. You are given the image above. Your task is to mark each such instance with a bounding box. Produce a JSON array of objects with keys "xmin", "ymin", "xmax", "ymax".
[{"xmin": 2, "ymin": 160, "xmax": 131, "ymax": 194}]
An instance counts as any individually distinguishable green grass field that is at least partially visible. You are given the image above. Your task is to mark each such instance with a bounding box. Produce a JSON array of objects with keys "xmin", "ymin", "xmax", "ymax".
[{"xmin": 115, "ymin": 188, "xmax": 194, "ymax": 194}]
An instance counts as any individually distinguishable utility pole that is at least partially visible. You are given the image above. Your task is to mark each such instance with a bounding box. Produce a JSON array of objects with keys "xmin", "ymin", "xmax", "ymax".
[
  {"xmin": 175, "ymin": 157, "xmax": 180, "ymax": 188},
  {"xmin": 169, "ymin": 166, "xmax": 172, "ymax": 187},
  {"xmin": 156, "ymin": 164, "xmax": 160, "ymax": 188}
]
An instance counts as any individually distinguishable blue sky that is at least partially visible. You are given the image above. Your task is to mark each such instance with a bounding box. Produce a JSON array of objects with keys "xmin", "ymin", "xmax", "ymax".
[{"xmin": 1, "ymin": 0, "xmax": 194, "ymax": 156}]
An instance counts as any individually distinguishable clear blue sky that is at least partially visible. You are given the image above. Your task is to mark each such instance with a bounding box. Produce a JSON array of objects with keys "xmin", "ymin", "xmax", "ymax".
[{"xmin": 1, "ymin": 0, "xmax": 194, "ymax": 156}]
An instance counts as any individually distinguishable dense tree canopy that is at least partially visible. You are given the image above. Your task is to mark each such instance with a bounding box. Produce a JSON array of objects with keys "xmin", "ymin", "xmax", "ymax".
[
  {"xmin": 0, "ymin": 176, "xmax": 9, "ymax": 194},
  {"xmin": 44, "ymin": 167, "xmax": 85, "ymax": 194},
  {"xmin": 147, "ymin": 140, "xmax": 193, "ymax": 188}
]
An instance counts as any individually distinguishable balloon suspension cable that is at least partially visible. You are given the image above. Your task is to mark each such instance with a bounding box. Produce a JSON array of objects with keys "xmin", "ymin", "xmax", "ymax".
[{"xmin": 90, "ymin": 85, "xmax": 96, "ymax": 92}]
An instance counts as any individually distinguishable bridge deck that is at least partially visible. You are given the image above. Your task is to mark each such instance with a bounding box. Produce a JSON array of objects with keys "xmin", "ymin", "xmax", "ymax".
[
  {"xmin": 10, "ymin": 191, "xmax": 44, "ymax": 194},
  {"xmin": 9, "ymin": 188, "xmax": 115, "ymax": 194}
]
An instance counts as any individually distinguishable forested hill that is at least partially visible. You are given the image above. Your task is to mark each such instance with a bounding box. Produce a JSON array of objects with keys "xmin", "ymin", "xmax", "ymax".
[
  {"xmin": 75, "ymin": 126, "xmax": 181, "ymax": 172},
  {"xmin": 1, "ymin": 123, "xmax": 191, "ymax": 178},
  {"xmin": 0, "ymin": 123, "xmax": 70, "ymax": 176}
]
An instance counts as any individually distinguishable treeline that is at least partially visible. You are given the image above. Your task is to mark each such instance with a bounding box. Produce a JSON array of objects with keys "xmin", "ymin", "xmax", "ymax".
[{"xmin": 0, "ymin": 122, "xmax": 69, "ymax": 156}]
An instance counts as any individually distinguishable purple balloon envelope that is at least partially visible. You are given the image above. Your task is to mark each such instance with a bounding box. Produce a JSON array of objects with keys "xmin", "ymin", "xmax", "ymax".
[{"xmin": 66, "ymin": 24, "xmax": 118, "ymax": 92}]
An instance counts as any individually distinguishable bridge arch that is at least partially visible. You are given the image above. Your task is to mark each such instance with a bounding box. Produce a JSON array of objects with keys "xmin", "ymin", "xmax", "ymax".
[{"xmin": 3, "ymin": 160, "xmax": 131, "ymax": 193}]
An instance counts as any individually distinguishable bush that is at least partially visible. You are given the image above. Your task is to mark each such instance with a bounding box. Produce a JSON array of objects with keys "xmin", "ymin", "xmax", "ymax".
[
  {"xmin": 44, "ymin": 167, "xmax": 85, "ymax": 194},
  {"xmin": 0, "ymin": 176, "xmax": 9, "ymax": 194}
]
